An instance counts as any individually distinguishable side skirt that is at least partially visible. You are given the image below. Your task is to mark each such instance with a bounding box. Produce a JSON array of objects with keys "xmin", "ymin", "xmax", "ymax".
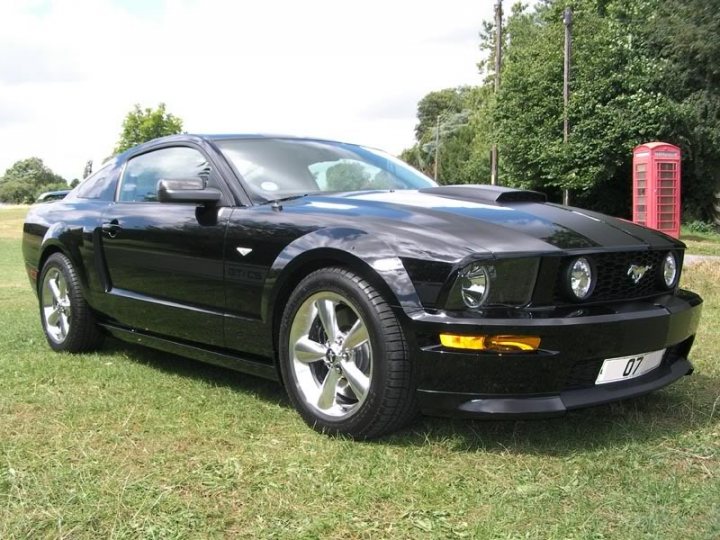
[{"xmin": 100, "ymin": 324, "xmax": 279, "ymax": 382}]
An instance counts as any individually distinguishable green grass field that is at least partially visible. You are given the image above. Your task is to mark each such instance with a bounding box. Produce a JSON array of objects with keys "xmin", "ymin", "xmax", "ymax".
[
  {"xmin": 681, "ymin": 226, "xmax": 720, "ymax": 257},
  {"xmin": 1, "ymin": 206, "xmax": 718, "ymax": 539}
]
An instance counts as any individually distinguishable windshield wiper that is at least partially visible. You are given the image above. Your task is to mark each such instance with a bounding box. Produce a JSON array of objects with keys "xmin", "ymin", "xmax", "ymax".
[{"xmin": 259, "ymin": 193, "xmax": 309, "ymax": 210}]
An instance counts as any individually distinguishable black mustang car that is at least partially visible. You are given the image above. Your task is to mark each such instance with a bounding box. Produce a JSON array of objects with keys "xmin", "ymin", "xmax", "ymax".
[{"xmin": 22, "ymin": 134, "xmax": 702, "ymax": 438}]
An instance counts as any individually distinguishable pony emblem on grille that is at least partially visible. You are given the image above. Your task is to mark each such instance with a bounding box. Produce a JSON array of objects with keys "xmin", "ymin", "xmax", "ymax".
[{"xmin": 627, "ymin": 264, "xmax": 652, "ymax": 284}]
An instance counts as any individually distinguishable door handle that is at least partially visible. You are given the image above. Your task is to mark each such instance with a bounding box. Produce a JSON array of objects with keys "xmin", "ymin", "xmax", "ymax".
[{"xmin": 101, "ymin": 219, "xmax": 121, "ymax": 238}]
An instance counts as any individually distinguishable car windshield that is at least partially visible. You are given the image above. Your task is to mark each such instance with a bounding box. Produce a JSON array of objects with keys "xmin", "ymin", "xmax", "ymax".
[{"xmin": 215, "ymin": 138, "xmax": 436, "ymax": 202}]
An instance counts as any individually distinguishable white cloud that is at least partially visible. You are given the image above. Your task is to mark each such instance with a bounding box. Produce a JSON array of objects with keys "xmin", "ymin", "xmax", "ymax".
[{"xmin": 0, "ymin": 0, "xmax": 500, "ymax": 180}]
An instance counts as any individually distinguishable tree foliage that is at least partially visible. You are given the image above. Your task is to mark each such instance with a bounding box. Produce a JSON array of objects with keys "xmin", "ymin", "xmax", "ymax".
[
  {"xmin": 402, "ymin": 0, "xmax": 720, "ymax": 220},
  {"xmin": 114, "ymin": 103, "xmax": 184, "ymax": 154},
  {"xmin": 493, "ymin": 0, "xmax": 686, "ymax": 215},
  {"xmin": 0, "ymin": 157, "xmax": 67, "ymax": 203},
  {"xmin": 648, "ymin": 0, "xmax": 720, "ymax": 221},
  {"xmin": 414, "ymin": 88, "xmax": 472, "ymax": 139},
  {"xmin": 402, "ymin": 86, "xmax": 492, "ymax": 185}
]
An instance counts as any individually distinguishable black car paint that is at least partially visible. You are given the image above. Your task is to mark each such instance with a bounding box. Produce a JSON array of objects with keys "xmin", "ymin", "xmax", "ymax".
[{"xmin": 22, "ymin": 134, "xmax": 702, "ymax": 417}]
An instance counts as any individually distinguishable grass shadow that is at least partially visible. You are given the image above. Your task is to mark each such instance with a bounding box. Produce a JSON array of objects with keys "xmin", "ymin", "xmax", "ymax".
[
  {"xmin": 386, "ymin": 372, "xmax": 719, "ymax": 455},
  {"xmin": 102, "ymin": 337, "xmax": 289, "ymax": 407},
  {"xmin": 681, "ymin": 234, "xmax": 710, "ymax": 242}
]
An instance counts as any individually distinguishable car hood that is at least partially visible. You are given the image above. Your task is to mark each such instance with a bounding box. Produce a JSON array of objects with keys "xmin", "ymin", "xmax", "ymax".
[{"xmin": 285, "ymin": 185, "xmax": 682, "ymax": 263}]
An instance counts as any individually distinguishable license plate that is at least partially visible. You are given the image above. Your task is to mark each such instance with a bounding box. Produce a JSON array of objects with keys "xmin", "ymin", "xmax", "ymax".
[{"xmin": 595, "ymin": 349, "xmax": 665, "ymax": 385}]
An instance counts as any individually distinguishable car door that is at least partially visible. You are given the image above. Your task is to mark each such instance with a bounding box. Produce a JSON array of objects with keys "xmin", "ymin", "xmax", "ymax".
[{"xmin": 99, "ymin": 145, "xmax": 231, "ymax": 347}]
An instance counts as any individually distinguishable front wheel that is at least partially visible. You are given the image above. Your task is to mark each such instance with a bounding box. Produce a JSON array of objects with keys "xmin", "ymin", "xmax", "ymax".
[
  {"xmin": 279, "ymin": 267, "xmax": 417, "ymax": 439},
  {"xmin": 39, "ymin": 252, "xmax": 103, "ymax": 352}
]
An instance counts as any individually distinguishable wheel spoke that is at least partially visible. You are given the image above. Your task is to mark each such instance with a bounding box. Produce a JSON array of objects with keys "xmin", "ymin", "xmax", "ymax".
[
  {"xmin": 294, "ymin": 336, "xmax": 327, "ymax": 364},
  {"xmin": 316, "ymin": 298, "xmax": 339, "ymax": 343},
  {"xmin": 291, "ymin": 301, "xmax": 317, "ymax": 340},
  {"xmin": 48, "ymin": 278, "xmax": 62, "ymax": 303},
  {"xmin": 317, "ymin": 368, "xmax": 341, "ymax": 410},
  {"xmin": 46, "ymin": 306, "xmax": 60, "ymax": 326},
  {"xmin": 343, "ymin": 318, "xmax": 369, "ymax": 351},
  {"xmin": 59, "ymin": 313, "xmax": 69, "ymax": 338},
  {"xmin": 57, "ymin": 276, "xmax": 68, "ymax": 298},
  {"xmin": 340, "ymin": 359, "xmax": 370, "ymax": 400}
]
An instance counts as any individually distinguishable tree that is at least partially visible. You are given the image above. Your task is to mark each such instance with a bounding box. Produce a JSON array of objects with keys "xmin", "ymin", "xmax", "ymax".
[
  {"xmin": 113, "ymin": 103, "xmax": 183, "ymax": 154},
  {"xmin": 414, "ymin": 87, "xmax": 473, "ymax": 140},
  {"xmin": 69, "ymin": 179, "xmax": 80, "ymax": 188},
  {"xmin": 0, "ymin": 157, "xmax": 67, "ymax": 203},
  {"xmin": 648, "ymin": 0, "xmax": 720, "ymax": 222},
  {"xmin": 489, "ymin": 0, "xmax": 696, "ymax": 216},
  {"xmin": 487, "ymin": 0, "xmax": 720, "ymax": 218},
  {"xmin": 401, "ymin": 0, "xmax": 720, "ymax": 219},
  {"xmin": 400, "ymin": 0, "xmax": 720, "ymax": 220},
  {"xmin": 402, "ymin": 86, "xmax": 492, "ymax": 185}
]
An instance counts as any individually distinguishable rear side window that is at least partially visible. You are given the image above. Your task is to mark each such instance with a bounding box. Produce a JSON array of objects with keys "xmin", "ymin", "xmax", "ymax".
[
  {"xmin": 75, "ymin": 164, "xmax": 117, "ymax": 200},
  {"xmin": 118, "ymin": 147, "xmax": 211, "ymax": 203}
]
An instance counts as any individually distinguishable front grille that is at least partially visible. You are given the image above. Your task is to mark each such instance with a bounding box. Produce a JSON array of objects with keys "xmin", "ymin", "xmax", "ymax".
[{"xmin": 554, "ymin": 250, "xmax": 672, "ymax": 304}]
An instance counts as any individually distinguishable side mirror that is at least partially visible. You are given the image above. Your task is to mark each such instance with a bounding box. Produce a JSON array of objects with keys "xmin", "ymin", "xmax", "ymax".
[{"xmin": 156, "ymin": 178, "xmax": 222, "ymax": 205}]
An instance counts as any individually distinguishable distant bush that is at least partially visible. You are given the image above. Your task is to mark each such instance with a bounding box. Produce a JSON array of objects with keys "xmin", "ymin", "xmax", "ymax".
[{"xmin": 685, "ymin": 220, "xmax": 718, "ymax": 235}]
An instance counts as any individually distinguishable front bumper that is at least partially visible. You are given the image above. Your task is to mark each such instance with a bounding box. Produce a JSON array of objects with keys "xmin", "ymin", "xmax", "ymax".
[{"xmin": 408, "ymin": 290, "xmax": 702, "ymax": 418}]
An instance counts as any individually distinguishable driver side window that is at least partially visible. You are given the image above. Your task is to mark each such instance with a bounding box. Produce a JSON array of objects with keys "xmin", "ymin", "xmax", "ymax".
[{"xmin": 118, "ymin": 147, "xmax": 211, "ymax": 203}]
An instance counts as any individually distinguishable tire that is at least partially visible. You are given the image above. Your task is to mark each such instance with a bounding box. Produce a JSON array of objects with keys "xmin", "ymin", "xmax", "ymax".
[
  {"xmin": 38, "ymin": 252, "xmax": 103, "ymax": 352},
  {"xmin": 279, "ymin": 267, "xmax": 418, "ymax": 439}
]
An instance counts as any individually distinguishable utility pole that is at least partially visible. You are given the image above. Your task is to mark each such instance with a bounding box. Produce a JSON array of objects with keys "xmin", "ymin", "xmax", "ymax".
[
  {"xmin": 83, "ymin": 159, "xmax": 93, "ymax": 179},
  {"xmin": 562, "ymin": 7, "xmax": 572, "ymax": 205},
  {"xmin": 490, "ymin": 0, "xmax": 502, "ymax": 185},
  {"xmin": 434, "ymin": 114, "xmax": 440, "ymax": 181}
]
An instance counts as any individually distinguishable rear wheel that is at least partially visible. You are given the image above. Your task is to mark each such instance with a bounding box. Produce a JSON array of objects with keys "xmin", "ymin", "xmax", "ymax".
[
  {"xmin": 279, "ymin": 267, "xmax": 417, "ymax": 438},
  {"xmin": 39, "ymin": 253, "xmax": 103, "ymax": 352}
]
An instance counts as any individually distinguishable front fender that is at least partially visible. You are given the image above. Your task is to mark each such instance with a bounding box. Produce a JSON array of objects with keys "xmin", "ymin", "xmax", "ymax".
[{"xmin": 262, "ymin": 227, "xmax": 424, "ymax": 322}]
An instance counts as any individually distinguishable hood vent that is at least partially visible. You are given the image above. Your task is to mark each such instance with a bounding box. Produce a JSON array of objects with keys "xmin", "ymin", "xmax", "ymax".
[{"xmin": 419, "ymin": 185, "xmax": 547, "ymax": 204}]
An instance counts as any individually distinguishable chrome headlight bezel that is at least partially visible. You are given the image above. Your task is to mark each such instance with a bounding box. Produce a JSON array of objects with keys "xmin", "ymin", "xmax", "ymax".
[{"xmin": 565, "ymin": 256, "xmax": 596, "ymax": 301}]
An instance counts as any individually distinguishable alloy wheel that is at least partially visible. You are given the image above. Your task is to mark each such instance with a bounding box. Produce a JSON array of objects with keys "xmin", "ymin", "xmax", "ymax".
[
  {"xmin": 42, "ymin": 267, "xmax": 72, "ymax": 343},
  {"xmin": 288, "ymin": 291, "xmax": 373, "ymax": 419}
]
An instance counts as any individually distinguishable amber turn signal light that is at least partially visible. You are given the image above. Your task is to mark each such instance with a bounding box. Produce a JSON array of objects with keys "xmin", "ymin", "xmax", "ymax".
[{"xmin": 439, "ymin": 333, "xmax": 541, "ymax": 352}]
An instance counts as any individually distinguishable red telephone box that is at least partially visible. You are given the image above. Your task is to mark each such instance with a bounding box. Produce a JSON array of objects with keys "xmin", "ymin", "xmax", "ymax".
[{"xmin": 632, "ymin": 142, "xmax": 681, "ymax": 238}]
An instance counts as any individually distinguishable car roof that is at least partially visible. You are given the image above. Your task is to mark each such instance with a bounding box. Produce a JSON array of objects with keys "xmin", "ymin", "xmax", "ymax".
[
  {"xmin": 123, "ymin": 133, "xmax": 359, "ymax": 152},
  {"xmin": 111, "ymin": 133, "xmax": 373, "ymax": 167}
]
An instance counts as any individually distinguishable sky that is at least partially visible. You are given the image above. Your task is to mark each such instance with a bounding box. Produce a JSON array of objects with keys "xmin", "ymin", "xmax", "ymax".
[{"xmin": 0, "ymin": 0, "xmax": 497, "ymax": 181}]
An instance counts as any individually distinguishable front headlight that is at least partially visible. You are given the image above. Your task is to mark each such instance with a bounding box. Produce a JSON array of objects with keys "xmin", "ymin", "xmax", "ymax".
[
  {"xmin": 460, "ymin": 263, "xmax": 489, "ymax": 308},
  {"xmin": 446, "ymin": 257, "xmax": 540, "ymax": 309},
  {"xmin": 567, "ymin": 256, "xmax": 594, "ymax": 300},
  {"xmin": 661, "ymin": 251, "xmax": 678, "ymax": 288}
]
